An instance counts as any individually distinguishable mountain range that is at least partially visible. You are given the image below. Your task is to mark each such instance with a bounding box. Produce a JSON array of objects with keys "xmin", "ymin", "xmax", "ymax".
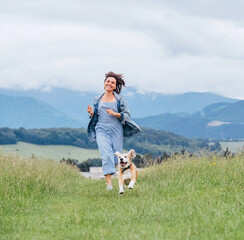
[
  {"xmin": 0, "ymin": 87, "xmax": 242, "ymax": 139},
  {"xmin": 0, "ymin": 93, "xmax": 80, "ymax": 128},
  {"xmin": 135, "ymin": 100, "xmax": 244, "ymax": 139}
]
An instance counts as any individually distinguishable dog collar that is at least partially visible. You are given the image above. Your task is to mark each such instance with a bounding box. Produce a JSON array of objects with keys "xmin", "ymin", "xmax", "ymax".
[{"xmin": 121, "ymin": 164, "xmax": 131, "ymax": 173}]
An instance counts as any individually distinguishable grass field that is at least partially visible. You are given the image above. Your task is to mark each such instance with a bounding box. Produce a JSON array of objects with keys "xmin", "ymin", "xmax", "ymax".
[
  {"xmin": 0, "ymin": 142, "xmax": 100, "ymax": 162},
  {"xmin": 0, "ymin": 151, "xmax": 244, "ymax": 240},
  {"xmin": 220, "ymin": 141, "xmax": 244, "ymax": 153}
]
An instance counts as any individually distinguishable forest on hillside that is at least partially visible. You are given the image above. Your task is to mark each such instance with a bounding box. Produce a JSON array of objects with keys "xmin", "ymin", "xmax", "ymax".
[{"xmin": 0, "ymin": 127, "xmax": 220, "ymax": 156}]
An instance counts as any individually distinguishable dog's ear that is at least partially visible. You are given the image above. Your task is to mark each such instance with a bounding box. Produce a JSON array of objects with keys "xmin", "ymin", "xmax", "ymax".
[
  {"xmin": 128, "ymin": 149, "xmax": 136, "ymax": 158},
  {"xmin": 114, "ymin": 151, "xmax": 120, "ymax": 157}
]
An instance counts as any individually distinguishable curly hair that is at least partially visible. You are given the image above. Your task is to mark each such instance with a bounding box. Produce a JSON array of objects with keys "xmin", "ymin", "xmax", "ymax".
[{"xmin": 104, "ymin": 71, "xmax": 125, "ymax": 94}]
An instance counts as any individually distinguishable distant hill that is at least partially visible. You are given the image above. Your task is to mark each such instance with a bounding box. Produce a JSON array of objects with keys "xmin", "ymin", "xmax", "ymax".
[
  {"xmin": 0, "ymin": 88, "xmax": 92, "ymax": 126},
  {"xmin": 123, "ymin": 90, "xmax": 238, "ymax": 117},
  {"xmin": 135, "ymin": 100, "xmax": 244, "ymax": 139},
  {"xmin": 0, "ymin": 87, "xmax": 238, "ymax": 126},
  {"xmin": 0, "ymin": 93, "xmax": 81, "ymax": 128},
  {"xmin": 202, "ymin": 100, "xmax": 244, "ymax": 122}
]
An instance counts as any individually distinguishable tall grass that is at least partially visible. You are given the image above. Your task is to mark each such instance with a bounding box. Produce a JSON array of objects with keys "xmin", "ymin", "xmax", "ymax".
[
  {"xmin": 0, "ymin": 153, "xmax": 81, "ymax": 215},
  {"xmin": 0, "ymin": 151, "xmax": 244, "ymax": 240}
]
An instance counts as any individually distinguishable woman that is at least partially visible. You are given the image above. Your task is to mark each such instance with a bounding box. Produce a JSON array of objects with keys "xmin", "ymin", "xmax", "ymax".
[{"xmin": 87, "ymin": 71, "xmax": 141, "ymax": 190}]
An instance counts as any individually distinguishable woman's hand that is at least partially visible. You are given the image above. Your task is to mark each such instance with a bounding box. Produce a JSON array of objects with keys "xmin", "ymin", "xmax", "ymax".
[
  {"xmin": 106, "ymin": 109, "xmax": 121, "ymax": 118},
  {"xmin": 87, "ymin": 105, "xmax": 94, "ymax": 117}
]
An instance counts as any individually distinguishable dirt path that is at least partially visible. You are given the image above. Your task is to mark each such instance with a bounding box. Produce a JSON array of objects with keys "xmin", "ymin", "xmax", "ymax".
[
  {"xmin": 80, "ymin": 171, "xmax": 118, "ymax": 180},
  {"xmin": 80, "ymin": 167, "xmax": 118, "ymax": 180},
  {"xmin": 80, "ymin": 167, "xmax": 143, "ymax": 180}
]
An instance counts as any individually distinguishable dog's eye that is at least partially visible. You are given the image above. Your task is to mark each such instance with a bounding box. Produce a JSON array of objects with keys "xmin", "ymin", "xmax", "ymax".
[{"xmin": 124, "ymin": 156, "xmax": 127, "ymax": 158}]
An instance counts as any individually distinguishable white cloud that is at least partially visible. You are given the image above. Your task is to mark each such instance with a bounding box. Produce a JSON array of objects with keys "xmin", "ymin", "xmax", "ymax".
[{"xmin": 0, "ymin": 0, "xmax": 244, "ymax": 99}]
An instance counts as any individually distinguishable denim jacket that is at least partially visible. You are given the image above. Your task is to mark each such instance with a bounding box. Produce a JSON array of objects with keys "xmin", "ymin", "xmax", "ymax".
[{"xmin": 87, "ymin": 92, "xmax": 141, "ymax": 142}]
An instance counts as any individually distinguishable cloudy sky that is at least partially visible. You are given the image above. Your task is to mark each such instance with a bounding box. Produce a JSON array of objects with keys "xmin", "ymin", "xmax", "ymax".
[{"xmin": 0, "ymin": 0, "xmax": 244, "ymax": 98}]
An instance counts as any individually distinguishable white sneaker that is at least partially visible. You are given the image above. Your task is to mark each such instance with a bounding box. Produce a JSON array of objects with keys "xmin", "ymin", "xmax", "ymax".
[
  {"xmin": 119, "ymin": 186, "xmax": 124, "ymax": 194},
  {"xmin": 128, "ymin": 181, "xmax": 135, "ymax": 189},
  {"xmin": 106, "ymin": 184, "xmax": 113, "ymax": 190}
]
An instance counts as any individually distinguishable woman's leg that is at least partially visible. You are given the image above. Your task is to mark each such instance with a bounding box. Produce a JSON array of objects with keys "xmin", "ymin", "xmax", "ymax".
[
  {"xmin": 105, "ymin": 174, "xmax": 112, "ymax": 185},
  {"xmin": 96, "ymin": 131, "xmax": 116, "ymax": 176},
  {"xmin": 112, "ymin": 131, "xmax": 123, "ymax": 165}
]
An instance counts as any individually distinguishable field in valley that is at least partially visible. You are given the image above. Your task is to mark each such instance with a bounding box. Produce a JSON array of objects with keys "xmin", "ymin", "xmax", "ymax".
[
  {"xmin": 0, "ymin": 142, "xmax": 100, "ymax": 162},
  {"xmin": 1, "ymin": 151, "xmax": 243, "ymax": 240},
  {"xmin": 220, "ymin": 141, "xmax": 244, "ymax": 153}
]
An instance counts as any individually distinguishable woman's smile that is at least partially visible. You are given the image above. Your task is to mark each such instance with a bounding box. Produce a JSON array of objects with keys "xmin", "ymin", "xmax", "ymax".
[{"xmin": 104, "ymin": 77, "xmax": 116, "ymax": 91}]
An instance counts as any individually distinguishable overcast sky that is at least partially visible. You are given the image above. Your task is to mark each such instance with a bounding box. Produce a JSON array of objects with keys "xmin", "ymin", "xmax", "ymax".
[{"xmin": 0, "ymin": 0, "xmax": 244, "ymax": 99}]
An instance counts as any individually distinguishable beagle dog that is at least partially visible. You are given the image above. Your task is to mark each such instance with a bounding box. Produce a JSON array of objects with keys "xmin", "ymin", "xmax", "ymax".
[{"xmin": 115, "ymin": 149, "xmax": 138, "ymax": 194}]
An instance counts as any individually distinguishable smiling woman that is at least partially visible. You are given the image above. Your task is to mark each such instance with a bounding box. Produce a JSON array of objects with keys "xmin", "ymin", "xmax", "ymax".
[{"xmin": 87, "ymin": 72, "xmax": 141, "ymax": 190}]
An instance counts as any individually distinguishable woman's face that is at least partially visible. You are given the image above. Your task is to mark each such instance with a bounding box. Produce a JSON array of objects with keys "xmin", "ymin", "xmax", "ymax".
[{"xmin": 104, "ymin": 77, "xmax": 116, "ymax": 92}]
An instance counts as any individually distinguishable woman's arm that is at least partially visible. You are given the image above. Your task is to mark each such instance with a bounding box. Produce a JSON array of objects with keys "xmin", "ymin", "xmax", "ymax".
[
  {"xmin": 87, "ymin": 105, "xmax": 94, "ymax": 118},
  {"xmin": 106, "ymin": 96, "xmax": 130, "ymax": 123},
  {"xmin": 106, "ymin": 109, "xmax": 121, "ymax": 118},
  {"xmin": 87, "ymin": 96, "xmax": 99, "ymax": 118}
]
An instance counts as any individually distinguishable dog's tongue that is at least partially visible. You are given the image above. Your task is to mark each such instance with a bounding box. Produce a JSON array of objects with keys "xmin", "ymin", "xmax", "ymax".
[{"xmin": 120, "ymin": 162, "xmax": 126, "ymax": 167}]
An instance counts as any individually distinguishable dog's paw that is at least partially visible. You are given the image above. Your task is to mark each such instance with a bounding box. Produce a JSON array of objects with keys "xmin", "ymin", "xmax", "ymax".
[{"xmin": 119, "ymin": 190, "xmax": 124, "ymax": 194}]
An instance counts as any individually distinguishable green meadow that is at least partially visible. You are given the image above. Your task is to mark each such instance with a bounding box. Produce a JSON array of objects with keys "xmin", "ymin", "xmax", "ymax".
[
  {"xmin": 0, "ymin": 142, "xmax": 100, "ymax": 162},
  {"xmin": 0, "ymin": 151, "xmax": 244, "ymax": 240}
]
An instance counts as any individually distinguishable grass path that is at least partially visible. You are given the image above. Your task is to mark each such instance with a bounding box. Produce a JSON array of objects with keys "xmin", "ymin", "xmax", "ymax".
[{"xmin": 0, "ymin": 152, "xmax": 244, "ymax": 239}]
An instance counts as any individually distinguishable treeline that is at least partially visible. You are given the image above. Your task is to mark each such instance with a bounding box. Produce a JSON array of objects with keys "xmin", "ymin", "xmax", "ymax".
[
  {"xmin": 0, "ymin": 127, "xmax": 220, "ymax": 156},
  {"xmin": 0, "ymin": 127, "xmax": 97, "ymax": 148}
]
